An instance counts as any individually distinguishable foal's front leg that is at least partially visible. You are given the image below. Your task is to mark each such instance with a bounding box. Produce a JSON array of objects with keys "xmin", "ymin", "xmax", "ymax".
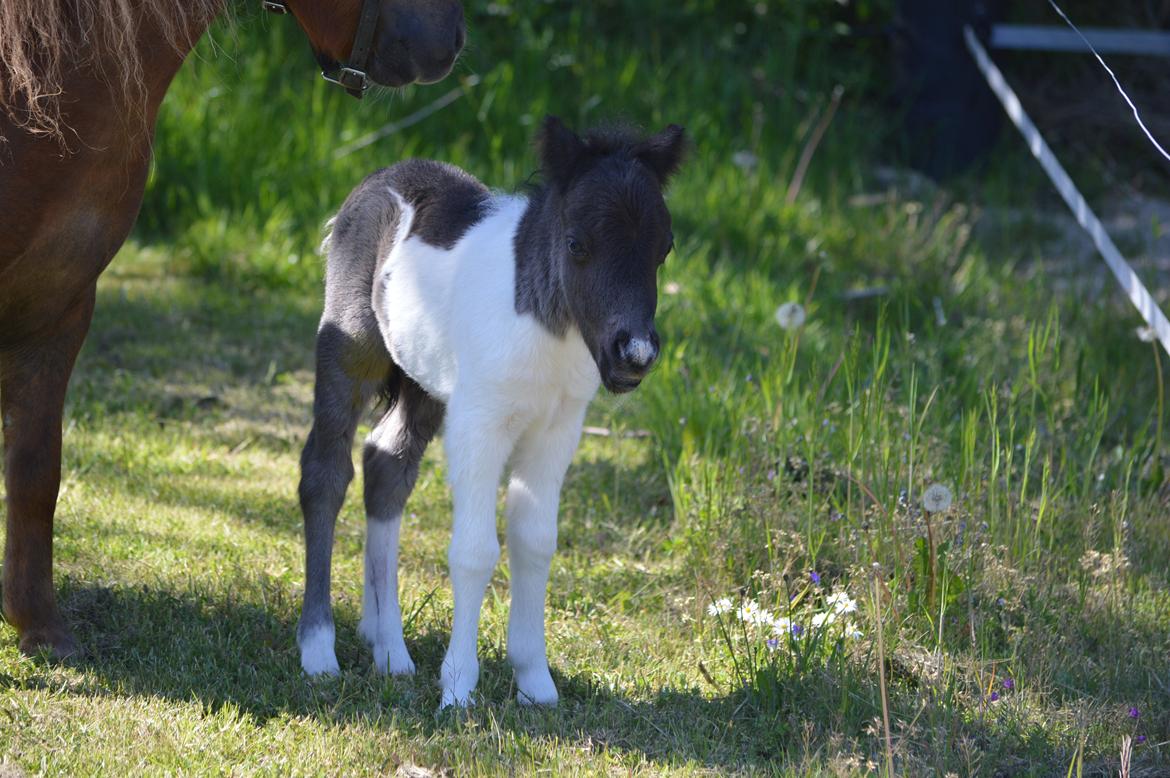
[
  {"xmin": 505, "ymin": 404, "xmax": 587, "ymax": 705},
  {"xmin": 440, "ymin": 399, "xmax": 517, "ymax": 708}
]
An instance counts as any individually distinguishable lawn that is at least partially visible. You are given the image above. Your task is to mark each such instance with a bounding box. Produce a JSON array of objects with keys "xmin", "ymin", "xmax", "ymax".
[{"xmin": 1, "ymin": 2, "xmax": 1168, "ymax": 774}]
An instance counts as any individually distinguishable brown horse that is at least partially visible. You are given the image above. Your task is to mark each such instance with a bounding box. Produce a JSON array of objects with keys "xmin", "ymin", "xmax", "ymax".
[{"xmin": 0, "ymin": 0, "xmax": 465, "ymax": 659}]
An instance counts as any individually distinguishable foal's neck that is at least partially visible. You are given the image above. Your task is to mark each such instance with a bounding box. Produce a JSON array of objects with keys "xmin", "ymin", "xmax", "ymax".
[{"xmin": 514, "ymin": 187, "xmax": 571, "ymax": 337}]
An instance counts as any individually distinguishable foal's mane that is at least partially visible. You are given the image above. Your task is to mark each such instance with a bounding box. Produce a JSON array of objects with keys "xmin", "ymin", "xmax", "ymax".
[{"xmin": 0, "ymin": 0, "xmax": 221, "ymax": 139}]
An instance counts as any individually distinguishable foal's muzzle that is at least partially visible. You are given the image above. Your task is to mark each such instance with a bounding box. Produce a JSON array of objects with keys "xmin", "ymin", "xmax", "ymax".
[{"xmin": 602, "ymin": 328, "xmax": 660, "ymax": 393}]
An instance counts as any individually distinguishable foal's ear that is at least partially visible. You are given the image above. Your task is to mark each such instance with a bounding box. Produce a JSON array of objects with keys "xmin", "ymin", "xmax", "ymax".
[
  {"xmin": 537, "ymin": 115, "xmax": 586, "ymax": 190},
  {"xmin": 635, "ymin": 124, "xmax": 688, "ymax": 186}
]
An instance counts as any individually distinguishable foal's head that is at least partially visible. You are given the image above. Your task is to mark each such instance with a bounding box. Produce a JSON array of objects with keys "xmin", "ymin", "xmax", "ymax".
[
  {"xmin": 291, "ymin": 0, "xmax": 465, "ymax": 87},
  {"xmin": 537, "ymin": 116, "xmax": 688, "ymax": 394}
]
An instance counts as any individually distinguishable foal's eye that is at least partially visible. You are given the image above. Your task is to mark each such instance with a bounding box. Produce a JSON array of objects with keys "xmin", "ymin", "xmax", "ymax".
[{"xmin": 567, "ymin": 237, "xmax": 587, "ymax": 258}]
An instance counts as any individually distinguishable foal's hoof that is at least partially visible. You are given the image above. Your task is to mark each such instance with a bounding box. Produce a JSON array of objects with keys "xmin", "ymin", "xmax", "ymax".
[
  {"xmin": 298, "ymin": 624, "xmax": 341, "ymax": 677},
  {"xmin": 515, "ymin": 667, "xmax": 559, "ymax": 707},
  {"xmin": 438, "ymin": 685, "xmax": 477, "ymax": 710},
  {"xmin": 18, "ymin": 625, "xmax": 80, "ymax": 662},
  {"xmin": 372, "ymin": 646, "xmax": 416, "ymax": 677}
]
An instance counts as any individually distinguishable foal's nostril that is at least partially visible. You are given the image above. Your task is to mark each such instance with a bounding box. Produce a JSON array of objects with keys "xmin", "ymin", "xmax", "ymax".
[
  {"xmin": 612, "ymin": 330, "xmax": 631, "ymax": 360},
  {"xmin": 615, "ymin": 331, "xmax": 658, "ymax": 371}
]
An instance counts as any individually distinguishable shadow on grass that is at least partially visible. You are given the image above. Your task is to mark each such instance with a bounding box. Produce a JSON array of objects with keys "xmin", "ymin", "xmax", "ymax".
[{"xmin": 14, "ymin": 581, "xmax": 790, "ymax": 771}]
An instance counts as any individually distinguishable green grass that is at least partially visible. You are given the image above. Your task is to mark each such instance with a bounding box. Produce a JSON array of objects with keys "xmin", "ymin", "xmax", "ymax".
[{"xmin": 3, "ymin": 2, "xmax": 1170, "ymax": 774}]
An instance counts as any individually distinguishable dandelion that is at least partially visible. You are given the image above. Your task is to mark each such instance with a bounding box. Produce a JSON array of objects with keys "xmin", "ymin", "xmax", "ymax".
[
  {"xmin": 921, "ymin": 483, "xmax": 953, "ymax": 513},
  {"xmin": 825, "ymin": 592, "xmax": 858, "ymax": 615},
  {"xmin": 707, "ymin": 597, "xmax": 733, "ymax": 617},
  {"xmin": 774, "ymin": 302, "xmax": 806, "ymax": 331}
]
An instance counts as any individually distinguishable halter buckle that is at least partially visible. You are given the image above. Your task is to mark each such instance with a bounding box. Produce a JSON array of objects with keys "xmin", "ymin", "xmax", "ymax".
[
  {"xmin": 322, "ymin": 67, "xmax": 369, "ymax": 98},
  {"xmin": 262, "ymin": 0, "xmax": 289, "ymax": 14}
]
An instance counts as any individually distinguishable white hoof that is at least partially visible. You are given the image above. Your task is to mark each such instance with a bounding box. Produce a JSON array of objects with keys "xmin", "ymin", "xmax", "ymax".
[
  {"xmin": 515, "ymin": 665, "xmax": 558, "ymax": 706},
  {"xmin": 299, "ymin": 623, "xmax": 340, "ymax": 677},
  {"xmin": 372, "ymin": 643, "xmax": 416, "ymax": 676},
  {"xmin": 439, "ymin": 687, "xmax": 476, "ymax": 709},
  {"xmin": 439, "ymin": 656, "xmax": 479, "ymax": 708}
]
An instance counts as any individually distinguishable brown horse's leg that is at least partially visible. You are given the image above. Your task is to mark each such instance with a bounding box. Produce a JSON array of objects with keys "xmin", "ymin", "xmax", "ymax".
[{"xmin": 1, "ymin": 287, "xmax": 96, "ymax": 658}]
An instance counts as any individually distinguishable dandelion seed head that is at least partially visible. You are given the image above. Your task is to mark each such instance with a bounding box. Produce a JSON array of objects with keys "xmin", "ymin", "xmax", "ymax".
[
  {"xmin": 774, "ymin": 302, "xmax": 806, "ymax": 331},
  {"xmin": 1137, "ymin": 325, "xmax": 1157, "ymax": 343},
  {"xmin": 732, "ymin": 150, "xmax": 759, "ymax": 171},
  {"xmin": 922, "ymin": 483, "xmax": 954, "ymax": 513},
  {"xmin": 664, "ymin": 281, "xmax": 682, "ymax": 296}
]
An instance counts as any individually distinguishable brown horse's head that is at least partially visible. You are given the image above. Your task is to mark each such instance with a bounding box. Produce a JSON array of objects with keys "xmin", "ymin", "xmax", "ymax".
[{"xmin": 289, "ymin": 0, "xmax": 465, "ymax": 88}]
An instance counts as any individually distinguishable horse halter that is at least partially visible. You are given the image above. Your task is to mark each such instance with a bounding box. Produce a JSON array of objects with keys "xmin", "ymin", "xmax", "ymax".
[{"xmin": 263, "ymin": 0, "xmax": 380, "ymax": 98}]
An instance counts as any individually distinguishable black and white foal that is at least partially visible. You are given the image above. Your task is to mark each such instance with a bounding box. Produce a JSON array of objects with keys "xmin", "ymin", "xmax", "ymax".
[{"xmin": 296, "ymin": 117, "xmax": 686, "ymax": 707}]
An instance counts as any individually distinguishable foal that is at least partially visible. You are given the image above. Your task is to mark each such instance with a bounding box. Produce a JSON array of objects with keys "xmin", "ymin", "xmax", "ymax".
[{"xmin": 297, "ymin": 116, "xmax": 686, "ymax": 707}]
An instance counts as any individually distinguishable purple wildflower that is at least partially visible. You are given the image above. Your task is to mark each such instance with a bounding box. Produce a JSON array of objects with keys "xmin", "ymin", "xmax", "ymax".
[
  {"xmin": 989, "ymin": 692, "xmax": 999, "ymax": 702},
  {"xmin": 1129, "ymin": 706, "xmax": 1140, "ymax": 719},
  {"xmin": 1002, "ymin": 678, "xmax": 1014, "ymax": 690},
  {"xmin": 1137, "ymin": 735, "xmax": 1147, "ymax": 744},
  {"xmin": 791, "ymin": 624, "xmax": 804, "ymax": 637},
  {"xmin": 809, "ymin": 571, "xmax": 821, "ymax": 585},
  {"xmin": 766, "ymin": 638, "xmax": 779, "ymax": 650}
]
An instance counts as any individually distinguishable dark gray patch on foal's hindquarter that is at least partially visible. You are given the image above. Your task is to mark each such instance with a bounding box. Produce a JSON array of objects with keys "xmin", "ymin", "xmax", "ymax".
[{"xmin": 298, "ymin": 159, "xmax": 489, "ymax": 643}]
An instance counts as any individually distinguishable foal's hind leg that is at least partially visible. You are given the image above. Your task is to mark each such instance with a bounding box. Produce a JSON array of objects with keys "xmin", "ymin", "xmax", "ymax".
[
  {"xmin": 358, "ymin": 380, "xmax": 443, "ymax": 675},
  {"xmin": 297, "ymin": 324, "xmax": 379, "ymax": 676},
  {"xmin": 1, "ymin": 289, "xmax": 95, "ymax": 659}
]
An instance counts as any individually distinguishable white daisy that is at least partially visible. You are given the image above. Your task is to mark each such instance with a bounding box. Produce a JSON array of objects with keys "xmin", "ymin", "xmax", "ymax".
[
  {"xmin": 812, "ymin": 611, "xmax": 839, "ymax": 629},
  {"xmin": 825, "ymin": 592, "xmax": 858, "ymax": 615},
  {"xmin": 707, "ymin": 597, "xmax": 733, "ymax": 617}
]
